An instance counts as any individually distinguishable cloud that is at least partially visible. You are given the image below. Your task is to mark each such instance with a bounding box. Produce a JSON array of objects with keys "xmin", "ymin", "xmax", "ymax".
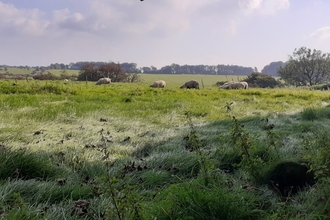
[
  {"xmin": 239, "ymin": 0, "xmax": 290, "ymax": 15},
  {"xmin": 52, "ymin": 9, "xmax": 86, "ymax": 32},
  {"xmin": 0, "ymin": 2, "xmax": 49, "ymax": 36},
  {"xmin": 0, "ymin": 0, "xmax": 290, "ymax": 40},
  {"xmin": 307, "ymin": 27, "xmax": 330, "ymax": 41}
]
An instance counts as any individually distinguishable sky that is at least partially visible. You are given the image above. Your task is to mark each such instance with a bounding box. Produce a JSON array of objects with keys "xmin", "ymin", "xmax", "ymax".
[{"xmin": 0, "ymin": 0, "xmax": 330, "ymax": 71}]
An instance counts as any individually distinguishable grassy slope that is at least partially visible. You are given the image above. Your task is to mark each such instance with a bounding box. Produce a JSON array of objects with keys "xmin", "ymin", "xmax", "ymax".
[{"xmin": 1, "ymin": 78, "xmax": 330, "ymax": 219}]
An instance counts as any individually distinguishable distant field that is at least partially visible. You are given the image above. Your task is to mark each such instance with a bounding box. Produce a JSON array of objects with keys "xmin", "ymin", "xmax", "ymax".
[
  {"xmin": 46, "ymin": 69, "xmax": 80, "ymax": 76},
  {"xmin": 0, "ymin": 68, "xmax": 80, "ymax": 76},
  {"xmin": 139, "ymin": 74, "xmax": 246, "ymax": 87},
  {"xmin": 0, "ymin": 67, "xmax": 34, "ymax": 75},
  {"xmin": 0, "ymin": 68, "xmax": 246, "ymax": 86}
]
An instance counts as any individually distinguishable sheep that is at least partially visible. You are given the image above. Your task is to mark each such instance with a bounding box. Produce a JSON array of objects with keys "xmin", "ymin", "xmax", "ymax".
[
  {"xmin": 150, "ymin": 80, "xmax": 166, "ymax": 88},
  {"xmin": 241, "ymin": 81, "xmax": 248, "ymax": 89},
  {"xmin": 96, "ymin": 77, "xmax": 111, "ymax": 85},
  {"xmin": 180, "ymin": 80, "xmax": 200, "ymax": 89},
  {"xmin": 220, "ymin": 81, "xmax": 245, "ymax": 89}
]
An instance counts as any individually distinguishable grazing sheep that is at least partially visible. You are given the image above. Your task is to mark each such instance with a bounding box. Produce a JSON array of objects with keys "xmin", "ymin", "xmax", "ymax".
[
  {"xmin": 241, "ymin": 81, "xmax": 248, "ymax": 89},
  {"xmin": 150, "ymin": 80, "xmax": 166, "ymax": 88},
  {"xmin": 96, "ymin": 77, "xmax": 111, "ymax": 85},
  {"xmin": 220, "ymin": 81, "xmax": 245, "ymax": 89},
  {"xmin": 180, "ymin": 80, "xmax": 200, "ymax": 89}
]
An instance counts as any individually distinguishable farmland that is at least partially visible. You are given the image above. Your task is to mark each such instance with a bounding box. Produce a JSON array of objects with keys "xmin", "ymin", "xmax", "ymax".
[{"xmin": 1, "ymin": 76, "xmax": 330, "ymax": 219}]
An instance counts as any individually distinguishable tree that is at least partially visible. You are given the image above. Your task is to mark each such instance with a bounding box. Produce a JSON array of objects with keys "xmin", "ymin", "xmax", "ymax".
[
  {"xmin": 98, "ymin": 63, "xmax": 127, "ymax": 82},
  {"xmin": 278, "ymin": 47, "xmax": 330, "ymax": 86},
  {"xmin": 77, "ymin": 62, "xmax": 140, "ymax": 82},
  {"xmin": 77, "ymin": 64, "xmax": 102, "ymax": 81}
]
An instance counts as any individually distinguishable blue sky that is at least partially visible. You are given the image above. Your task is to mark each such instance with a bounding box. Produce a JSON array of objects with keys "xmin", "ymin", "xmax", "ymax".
[{"xmin": 1, "ymin": 0, "xmax": 329, "ymax": 71}]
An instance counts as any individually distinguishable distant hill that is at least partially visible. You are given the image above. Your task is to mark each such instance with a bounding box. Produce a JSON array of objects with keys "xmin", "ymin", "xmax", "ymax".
[{"xmin": 261, "ymin": 61, "xmax": 286, "ymax": 76}]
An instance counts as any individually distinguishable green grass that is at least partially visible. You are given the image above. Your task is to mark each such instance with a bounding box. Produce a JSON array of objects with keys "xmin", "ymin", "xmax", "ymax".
[
  {"xmin": 0, "ymin": 67, "xmax": 34, "ymax": 75},
  {"xmin": 1, "ymin": 77, "xmax": 330, "ymax": 219},
  {"xmin": 0, "ymin": 68, "xmax": 80, "ymax": 76},
  {"xmin": 139, "ymin": 73, "xmax": 243, "ymax": 86}
]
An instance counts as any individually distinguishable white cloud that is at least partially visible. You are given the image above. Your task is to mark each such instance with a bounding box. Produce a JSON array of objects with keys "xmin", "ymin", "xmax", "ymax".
[
  {"xmin": 0, "ymin": 2, "xmax": 49, "ymax": 36},
  {"xmin": 239, "ymin": 0, "xmax": 290, "ymax": 15},
  {"xmin": 307, "ymin": 27, "xmax": 330, "ymax": 41}
]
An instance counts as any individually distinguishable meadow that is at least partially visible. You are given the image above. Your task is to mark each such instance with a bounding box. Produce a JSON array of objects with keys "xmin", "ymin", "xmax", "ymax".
[{"xmin": 1, "ymin": 75, "xmax": 330, "ymax": 219}]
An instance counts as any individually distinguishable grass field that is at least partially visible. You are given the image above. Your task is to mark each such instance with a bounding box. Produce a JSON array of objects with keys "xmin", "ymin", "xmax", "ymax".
[
  {"xmin": 0, "ymin": 68, "xmax": 245, "ymax": 86},
  {"xmin": 0, "ymin": 68, "xmax": 80, "ymax": 76},
  {"xmin": 0, "ymin": 67, "xmax": 35, "ymax": 75},
  {"xmin": 1, "ymin": 77, "xmax": 330, "ymax": 219},
  {"xmin": 139, "ymin": 73, "xmax": 244, "ymax": 86}
]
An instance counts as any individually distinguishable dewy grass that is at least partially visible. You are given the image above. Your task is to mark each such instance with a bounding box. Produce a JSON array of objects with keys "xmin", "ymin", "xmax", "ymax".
[{"xmin": 2, "ymin": 79, "xmax": 330, "ymax": 219}]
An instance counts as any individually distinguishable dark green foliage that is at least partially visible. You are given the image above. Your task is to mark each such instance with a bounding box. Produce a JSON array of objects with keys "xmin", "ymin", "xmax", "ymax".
[
  {"xmin": 0, "ymin": 146, "xmax": 62, "ymax": 181},
  {"xmin": 244, "ymin": 72, "xmax": 282, "ymax": 88}
]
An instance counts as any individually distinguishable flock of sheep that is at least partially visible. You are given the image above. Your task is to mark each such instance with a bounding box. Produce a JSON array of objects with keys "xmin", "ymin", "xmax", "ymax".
[{"xmin": 95, "ymin": 77, "xmax": 248, "ymax": 90}]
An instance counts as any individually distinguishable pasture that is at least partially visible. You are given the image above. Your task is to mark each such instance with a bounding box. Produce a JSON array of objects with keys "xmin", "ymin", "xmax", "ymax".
[
  {"xmin": 139, "ymin": 73, "xmax": 244, "ymax": 86},
  {"xmin": 1, "ymin": 77, "xmax": 330, "ymax": 219}
]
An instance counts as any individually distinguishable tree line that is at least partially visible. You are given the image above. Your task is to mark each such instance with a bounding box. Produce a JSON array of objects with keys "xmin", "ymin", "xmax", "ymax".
[
  {"xmin": 2, "ymin": 46, "xmax": 330, "ymax": 87},
  {"xmin": 64, "ymin": 62, "xmax": 255, "ymax": 76}
]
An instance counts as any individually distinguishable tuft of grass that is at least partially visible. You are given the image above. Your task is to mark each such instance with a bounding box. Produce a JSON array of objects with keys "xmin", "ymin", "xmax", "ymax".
[
  {"xmin": 0, "ymin": 146, "xmax": 64, "ymax": 181},
  {"xmin": 301, "ymin": 108, "xmax": 318, "ymax": 121},
  {"xmin": 146, "ymin": 180, "xmax": 262, "ymax": 220}
]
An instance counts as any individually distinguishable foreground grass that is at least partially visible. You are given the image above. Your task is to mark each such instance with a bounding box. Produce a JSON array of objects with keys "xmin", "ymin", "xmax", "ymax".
[{"xmin": 1, "ymin": 79, "xmax": 330, "ymax": 219}]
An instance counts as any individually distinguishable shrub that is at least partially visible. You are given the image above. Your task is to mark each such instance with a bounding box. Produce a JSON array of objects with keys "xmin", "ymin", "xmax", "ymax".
[
  {"xmin": 33, "ymin": 72, "xmax": 59, "ymax": 80},
  {"xmin": 244, "ymin": 72, "xmax": 282, "ymax": 88},
  {"xmin": 77, "ymin": 63, "xmax": 140, "ymax": 82}
]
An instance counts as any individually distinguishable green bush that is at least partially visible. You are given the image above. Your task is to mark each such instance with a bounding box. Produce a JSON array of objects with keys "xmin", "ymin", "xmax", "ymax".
[{"xmin": 244, "ymin": 72, "xmax": 282, "ymax": 88}]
